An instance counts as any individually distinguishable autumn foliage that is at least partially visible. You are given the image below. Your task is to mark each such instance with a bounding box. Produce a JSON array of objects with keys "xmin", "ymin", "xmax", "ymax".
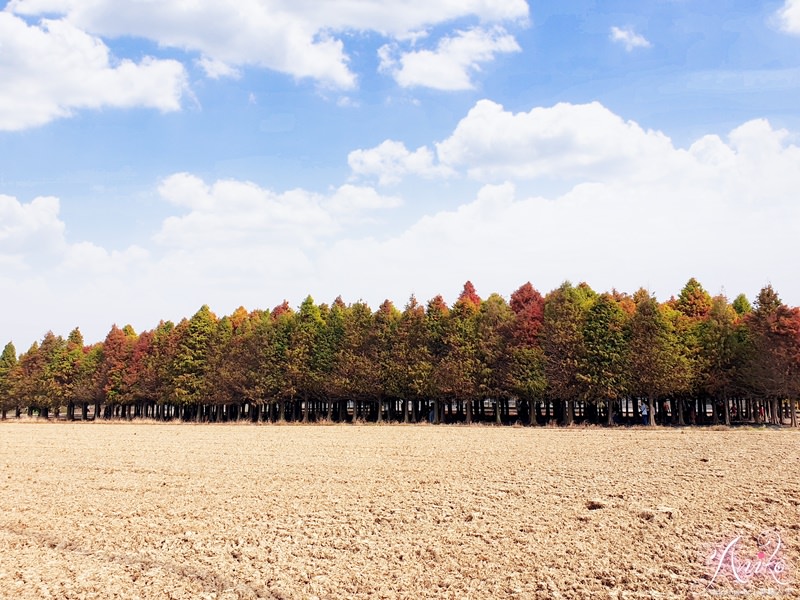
[{"xmin": 1, "ymin": 280, "xmax": 799, "ymax": 426}]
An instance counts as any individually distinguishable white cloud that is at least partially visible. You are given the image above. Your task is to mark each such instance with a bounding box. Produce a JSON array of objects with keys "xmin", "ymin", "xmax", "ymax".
[
  {"xmin": 0, "ymin": 194, "xmax": 65, "ymax": 259},
  {"xmin": 155, "ymin": 174, "xmax": 339, "ymax": 248},
  {"xmin": 777, "ymin": 0, "xmax": 800, "ymax": 34},
  {"xmin": 610, "ymin": 26, "xmax": 652, "ymax": 51},
  {"xmin": 351, "ymin": 100, "xmax": 676, "ymax": 184},
  {"xmin": 348, "ymin": 140, "xmax": 454, "ymax": 185},
  {"xmin": 437, "ymin": 100, "xmax": 678, "ymax": 181},
  {"xmin": 379, "ymin": 26, "xmax": 521, "ymax": 90},
  {"xmin": 155, "ymin": 173, "xmax": 401, "ymax": 248},
  {"xmin": 0, "ymin": 13, "xmax": 187, "ymax": 130},
  {"xmin": 7, "ymin": 0, "xmax": 529, "ymax": 91}
]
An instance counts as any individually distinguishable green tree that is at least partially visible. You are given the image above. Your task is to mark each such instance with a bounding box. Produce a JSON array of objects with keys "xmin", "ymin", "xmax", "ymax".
[
  {"xmin": 0, "ymin": 342, "xmax": 18, "ymax": 418},
  {"xmin": 440, "ymin": 282, "xmax": 481, "ymax": 424},
  {"xmin": 29, "ymin": 331, "xmax": 68, "ymax": 417},
  {"xmin": 286, "ymin": 296, "xmax": 326, "ymax": 422},
  {"xmin": 674, "ymin": 277, "xmax": 712, "ymax": 319},
  {"xmin": 542, "ymin": 282, "xmax": 593, "ymax": 425},
  {"xmin": 210, "ymin": 308, "xmax": 262, "ymax": 420},
  {"xmin": 579, "ymin": 293, "xmax": 629, "ymax": 425},
  {"xmin": 732, "ymin": 293, "xmax": 752, "ymax": 316},
  {"xmin": 696, "ymin": 295, "xmax": 742, "ymax": 425},
  {"xmin": 475, "ymin": 293, "xmax": 515, "ymax": 423},
  {"xmin": 62, "ymin": 328, "xmax": 87, "ymax": 419},
  {"xmin": 673, "ymin": 279, "xmax": 718, "ymax": 423},
  {"xmin": 171, "ymin": 305, "xmax": 217, "ymax": 414},
  {"xmin": 334, "ymin": 300, "xmax": 380, "ymax": 421},
  {"xmin": 394, "ymin": 296, "xmax": 432, "ymax": 423},
  {"xmin": 242, "ymin": 304, "xmax": 292, "ymax": 421},
  {"xmin": 373, "ymin": 299, "xmax": 402, "ymax": 422},
  {"xmin": 425, "ymin": 294, "xmax": 450, "ymax": 424},
  {"xmin": 627, "ymin": 291, "xmax": 690, "ymax": 426}
]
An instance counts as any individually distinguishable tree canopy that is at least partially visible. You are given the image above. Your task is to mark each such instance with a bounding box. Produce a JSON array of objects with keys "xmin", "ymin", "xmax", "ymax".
[{"xmin": 1, "ymin": 279, "xmax": 798, "ymax": 427}]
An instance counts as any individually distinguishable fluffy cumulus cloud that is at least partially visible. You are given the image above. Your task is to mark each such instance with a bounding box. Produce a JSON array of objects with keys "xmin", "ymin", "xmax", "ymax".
[
  {"xmin": 0, "ymin": 12, "xmax": 187, "ymax": 130},
  {"xmin": 155, "ymin": 173, "xmax": 400, "ymax": 249},
  {"xmin": 777, "ymin": 0, "xmax": 800, "ymax": 34},
  {"xmin": 379, "ymin": 26, "xmax": 521, "ymax": 90},
  {"xmin": 6, "ymin": 0, "xmax": 529, "ymax": 91},
  {"xmin": 609, "ymin": 26, "xmax": 652, "ymax": 51},
  {"xmin": 0, "ymin": 193, "xmax": 65, "ymax": 262},
  {"xmin": 351, "ymin": 100, "xmax": 677, "ymax": 184}
]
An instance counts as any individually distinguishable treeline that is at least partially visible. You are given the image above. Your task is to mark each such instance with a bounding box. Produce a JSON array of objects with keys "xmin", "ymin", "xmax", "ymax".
[{"xmin": 0, "ymin": 279, "xmax": 798, "ymax": 427}]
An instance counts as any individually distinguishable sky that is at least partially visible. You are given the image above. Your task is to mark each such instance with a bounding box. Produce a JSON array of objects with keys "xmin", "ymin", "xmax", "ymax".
[{"xmin": 1, "ymin": 0, "xmax": 800, "ymax": 349}]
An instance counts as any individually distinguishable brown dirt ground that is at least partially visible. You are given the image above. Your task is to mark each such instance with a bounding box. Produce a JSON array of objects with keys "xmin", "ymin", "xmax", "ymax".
[{"xmin": 0, "ymin": 422, "xmax": 798, "ymax": 600}]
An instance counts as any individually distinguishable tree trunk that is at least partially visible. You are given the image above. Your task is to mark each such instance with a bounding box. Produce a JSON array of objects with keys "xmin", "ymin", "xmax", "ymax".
[
  {"xmin": 465, "ymin": 398, "xmax": 472, "ymax": 424},
  {"xmin": 564, "ymin": 399, "xmax": 574, "ymax": 426},
  {"xmin": 376, "ymin": 397, "xmax": 383, "ymax": 423},
  {"xmin": 648, "ymin": 397, "xmax": 655, "ymax": 426},
  {"xmin": 722, "ymin": 396, "xmax": 730, "ymax": 426}
]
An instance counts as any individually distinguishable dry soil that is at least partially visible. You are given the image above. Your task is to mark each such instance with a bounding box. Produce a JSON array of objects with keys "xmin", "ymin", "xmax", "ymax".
[{"xmin": 0, "ymin": 422, "xmax": 798, "ymax": 599}]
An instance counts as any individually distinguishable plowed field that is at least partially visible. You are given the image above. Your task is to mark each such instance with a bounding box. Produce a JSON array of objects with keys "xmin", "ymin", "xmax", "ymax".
[{"xmin": 0, "ymin": 423, "xmax": 798, "ymax": 599}]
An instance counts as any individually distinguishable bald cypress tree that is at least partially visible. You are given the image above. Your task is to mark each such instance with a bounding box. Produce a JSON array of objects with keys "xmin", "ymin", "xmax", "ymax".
[
  {"xmin": 395, "ymin": 296, "xmax": 431, "ymax": 423},
  {"xmin": 542, "ymin": 282, "xmax": 593, "ymax": 425},
  {"xmin": 0, "ymin": 342, "xmax": 17, "ymax": 419},
  {"xmin": 743, "ymin": 286, "xmax": 800, "ymax": 425},
  {"xmin": 580, "ymin": 293, "xmax": 628, "ymax": 425},
  {"xmin": 627, "ymin": 291, "xmax": 689, "ymax": 426},
  {"xmin": 171, "ymin": 305, "xmax": 217, "ymax": 418}
]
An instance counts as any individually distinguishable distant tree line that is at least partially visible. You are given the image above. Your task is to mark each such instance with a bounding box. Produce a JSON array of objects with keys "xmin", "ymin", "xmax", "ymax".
[{"xmin": 1, "ymin": 279, "xmax": 798, "ymax": 427}]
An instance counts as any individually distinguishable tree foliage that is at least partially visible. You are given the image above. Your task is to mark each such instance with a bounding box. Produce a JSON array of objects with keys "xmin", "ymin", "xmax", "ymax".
[{"xmin": 4, "ymin": 279, "xmax": 799, "ymax": 427}]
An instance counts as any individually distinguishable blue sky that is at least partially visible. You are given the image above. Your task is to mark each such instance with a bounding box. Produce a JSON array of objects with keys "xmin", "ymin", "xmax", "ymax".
[{"xmin": 1, "ymin": 0, "xmax": 799, "ymax": 348}]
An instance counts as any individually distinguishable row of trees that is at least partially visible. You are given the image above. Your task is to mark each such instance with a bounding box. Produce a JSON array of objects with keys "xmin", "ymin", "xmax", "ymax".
[{"xmin": 1, "ymin": 279, "xmax": 798, "ymax": 427}]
